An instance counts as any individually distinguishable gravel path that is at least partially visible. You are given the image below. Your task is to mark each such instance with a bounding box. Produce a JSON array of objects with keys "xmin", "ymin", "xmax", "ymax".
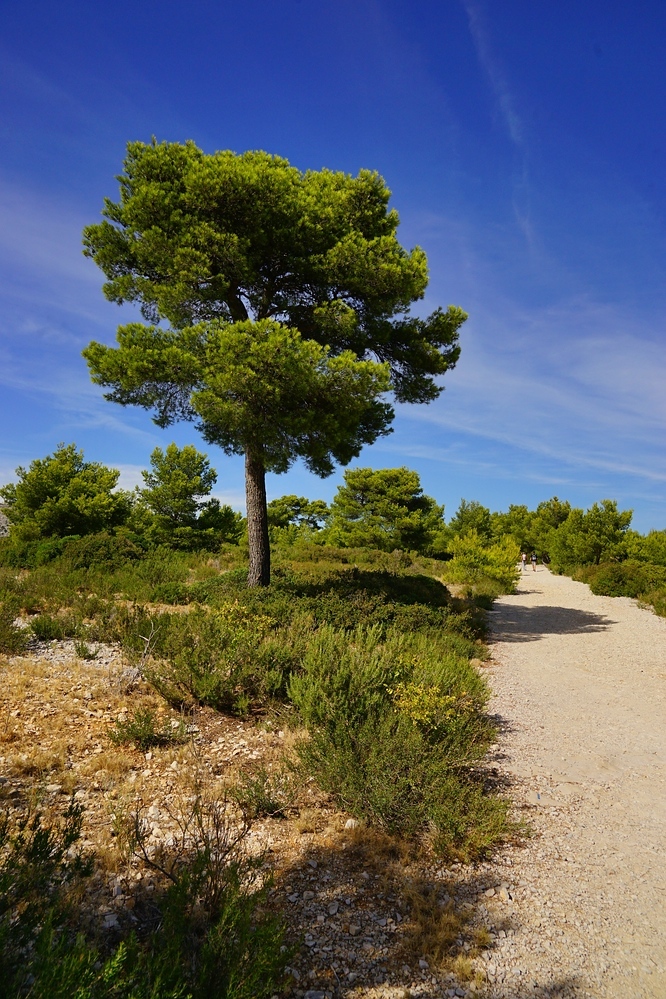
[{"xmin": 485, "ymin": 567, "xmax": 666, "ymax": 998}]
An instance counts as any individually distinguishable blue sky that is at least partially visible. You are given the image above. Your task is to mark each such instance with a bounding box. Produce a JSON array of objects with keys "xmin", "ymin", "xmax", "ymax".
[{"xmin": 1, "ymin": 0, "xmax": 665, "ymax": 530}]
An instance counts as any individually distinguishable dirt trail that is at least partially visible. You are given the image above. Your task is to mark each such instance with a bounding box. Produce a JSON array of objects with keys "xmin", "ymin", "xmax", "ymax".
[{"xmin": 486, "ymin": 566, "xmax": 666, "ymax": 998}]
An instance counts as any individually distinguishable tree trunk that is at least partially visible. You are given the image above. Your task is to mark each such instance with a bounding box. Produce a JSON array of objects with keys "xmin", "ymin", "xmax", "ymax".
[{"xmin": 245, "ymin": 448, "xmax": 270, "ymax": 586}]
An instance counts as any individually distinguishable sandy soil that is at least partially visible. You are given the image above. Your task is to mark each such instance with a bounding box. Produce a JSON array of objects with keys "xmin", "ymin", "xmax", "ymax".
[{"xmin": 485, "ymin": 566, "xmax": 666, "ymax": 998}]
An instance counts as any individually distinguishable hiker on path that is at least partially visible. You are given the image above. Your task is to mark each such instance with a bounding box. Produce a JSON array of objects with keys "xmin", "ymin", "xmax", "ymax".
[
  {"xmin": 531, "ymin": 552, "xmax": 537, "ymax": 571},
  {"xmin": 521, "ymin": 552, "xmax": 527, "ymax": 571}
]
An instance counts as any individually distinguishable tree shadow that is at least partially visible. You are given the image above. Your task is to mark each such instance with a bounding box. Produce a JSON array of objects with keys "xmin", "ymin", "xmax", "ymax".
[
  {"xmin": 490, "ymin": 605, "xmax": 616, "ymax": 643},
  {"xmin": 268, "ymin": 830, "xmax": 585, "ymax": 998}
]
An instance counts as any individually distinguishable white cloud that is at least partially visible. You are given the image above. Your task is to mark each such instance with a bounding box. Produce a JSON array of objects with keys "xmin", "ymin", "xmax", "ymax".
[
  {"xmin": 0, "ymin": 179, "xmax": 98, "ymax": 289},
  {"xmin": 461, "ymin": 0, "xmax": 523, "ymax": 149},
  {"xmin": 403, "ymin": 298, "xmax": 666, "ymax": 486}
]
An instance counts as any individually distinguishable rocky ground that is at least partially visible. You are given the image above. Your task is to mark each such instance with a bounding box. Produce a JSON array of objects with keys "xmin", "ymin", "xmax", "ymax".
[
  {"xmin": 2, "ymin": 568, "xmax": 664, "ymax": 998},
  {"xmin": 0, "ymin": 638, "xmax": 502, "ymax": 999}
]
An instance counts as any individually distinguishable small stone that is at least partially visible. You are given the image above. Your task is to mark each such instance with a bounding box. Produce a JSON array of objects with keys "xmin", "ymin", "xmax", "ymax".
[
  {"xmin": 46, "ymin": 784, "xmax": 62, "ymax": 794},
  {"xmin": 288, "ymin": 893, "xmax": 299, "ymax": 902},
  {"xmin": 419, "ymin": 959, "xmax": 429, "ymax": 969},
  {"xmin": 484, "ymin": 887, "xmax": 496, "ymax": 897},
  {"xmin": 328, "ymin": 902, "xmax": 339, "ymax": 915},
  {"xmin": 303, "ymin": 992, "xmax": 326, "ymax": 999},
  {"xmin": 348, "ymin": 924, "xmax": 361, "ymax": 936},
  {"xmin": 303, "ymin": 890, "xmax": 315, "ymax": 900},
  {"xmin": 344, "ymin": 818, "xmax": 358, "ymax": 829},
  {"xmin": 308, "ymin": 859, "xmax": 318, "ymax": 869}
]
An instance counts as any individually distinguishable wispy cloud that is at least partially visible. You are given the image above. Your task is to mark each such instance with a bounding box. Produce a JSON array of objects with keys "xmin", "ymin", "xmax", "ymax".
[
  {"xmin": 374, "ymin": 438, "xmax": 575, "ymax": 488},
  {"xmin": 0, "ymin": 49, "xmax": 94, "ymax": 129},
  {"xmin": 0, "ymin": 179, "xmax": 98, "ymax": 289},
  {"xmin": 461, "ymin": 0, "xmax": 523, "ymax": 148},
  {"xmin": 0, "ymin": 353, "xmax": 159, "ymax": 444},
  {"xmin": 403, "ymin": 300, "xmax": 666, "ymax": 485},
  {"xmin": 460, "ymin": 0, "xmax": 535, "ymax": 245}
]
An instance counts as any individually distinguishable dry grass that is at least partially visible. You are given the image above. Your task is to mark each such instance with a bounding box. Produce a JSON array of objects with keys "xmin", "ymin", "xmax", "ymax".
[
  {"xmin": 343, "ymin": 825, "xmax": 415, "ymax": 870},
  {"xmin": 0, "ymin": 640, "xmax": 497, "ymax": 994}
]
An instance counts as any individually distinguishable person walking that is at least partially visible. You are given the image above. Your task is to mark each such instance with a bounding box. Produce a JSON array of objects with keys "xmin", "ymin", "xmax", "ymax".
[
  {"xmin": 531, "ymin": 551, "xmax": 538, "ymax": 571},
  {"xmin": 521, "ymin": 552, "xmax": 527, "ymax": 572}
]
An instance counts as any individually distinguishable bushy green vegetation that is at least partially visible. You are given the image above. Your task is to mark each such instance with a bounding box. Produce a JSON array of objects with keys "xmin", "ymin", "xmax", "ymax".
[
  {"xmin": 326, "ymin": 466, "xmax": 444, "ymax": 552},
  {"xmin": 109, "ymin": 706, "xmax": 188, "ymax": 751},
  {"xmin": 443, "ymin": 530, "xmax": 520, "ymax": 594},
  {"xmin": 289, "ymin": 623, "xmax": 506, "ymax": 855},
  {"xmin": 0, "ymin": 443, "xmax": 131, "ymax": 543},
  {"xmin": 0, "ymin": 443, "xmax": 241, "ymax": 568},
  {"xmin": 435, "ymin": 493, "xmax": 666, "ymax": 616},
  {"xmin": 0, "ymin": 595, "xmax": 28, "ymax": 654},
  {"xmin": 0, "ymin": 797, "xmax": 287, "ymax": 999},
  {"xmin": 0, "ymin": 522, "xmax": 506, "ymax": 852}
]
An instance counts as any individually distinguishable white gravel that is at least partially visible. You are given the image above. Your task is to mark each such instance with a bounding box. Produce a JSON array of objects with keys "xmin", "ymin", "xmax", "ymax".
[{"xmin": 485, "ymin": 566, "xmax": 666, "ymax": 998}]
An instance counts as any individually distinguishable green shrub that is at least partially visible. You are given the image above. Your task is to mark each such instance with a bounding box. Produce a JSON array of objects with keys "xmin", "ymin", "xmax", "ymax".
[
  {"xmin": 0, "ymin": 596, "xmax": 28, "ymax": 654},
  {"xmin": 643, "ymin": 587, "xmax": 666, "ymax": 617},
  {"xmin": 0, "ymin": 535, "xmax": 79, "ymax": 569},
  {"xmin": 231, "ymin": 765, "xmax": 292, "ymax": 819},
  {"xmin": 576, "ymin": 560, "xmax": 666, "ymax": 598},
  {"xmin": 109, "ymin": 707, "xmax": 187, "ymax": 751},
  {"xmin": 30, "ymin": 613, "xmax": 80, "ymax": 641},
  {"xmin": 288, "ymin": 624, "xmax": 503, "ymax": 856},
  {"xmin": 0, "ymin": 796, "xmax": 288, "ymax": 999},
  {"xmin": 57, "ymin": 531, "xmax": 147, "ymax": 570},
  {"xmin": 136, "ymin": 606, "xmax": 303, "ymax": 714},
  {"xmin": 74, "ymin": 639, "xmax": 98, "ymax": 660},
  {"xmin": 444, "ymin": 531, "xmax": 520, "ymax": 593},
  {"xmin": 0, "ymin": 799, "xmax": 92, "ymax": 989},
  {"xmin": 151, "ymin": 581, "xmax": 190, "ymax": 604}
]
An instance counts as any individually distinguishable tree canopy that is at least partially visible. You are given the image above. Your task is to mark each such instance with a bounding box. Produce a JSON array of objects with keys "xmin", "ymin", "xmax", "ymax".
[
  {"xmin": 83, "ymin": 141, "xmax": 466, "ymax": 584},
  {"xmin": 548, "ymin": 500, "xmax": 633, "ymax": 569},
  {"xmin": 447, "ymin": 499, "xmax": 493, "ymax": 541},
  {"xmin": 141, "ymin": 443, "xmax": 217, "ymax": 528},
  {"xmin": 266, "ymin": 495, "xmax": 330, "ymax": 531},
  {"xmin": 327, "ymin": 466, "xmax": 444, "ymax": 552},
  {"xmin": 0, "ymin": 444, "xmax": 129, "ymax": 541}
]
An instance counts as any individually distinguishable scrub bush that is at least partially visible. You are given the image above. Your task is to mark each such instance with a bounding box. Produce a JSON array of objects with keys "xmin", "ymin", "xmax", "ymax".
[
  {"xmin": 30, "ymin": 612, "xmax": 81, "ymax": 641},
  {"xmin": 109, "ymin": 707, "xmax": 187, "ymax": 751},
  {"xmin": 576, "ymin": 559, "xmax": 666, "ymax": 598},
  {"xmin": 288, "ymin": 624, "xmax": 504, "ymax": 857},
  {"xmin": 126, "ymin": 606, "xmax": 304, "ymax": 715},
  {"xmin": 0, "ymin": 795, "xmax": 288, "ymax": 999},
  {"xmin": 0, "ymin": 596, "xmax": 28, "ymax": 654}
]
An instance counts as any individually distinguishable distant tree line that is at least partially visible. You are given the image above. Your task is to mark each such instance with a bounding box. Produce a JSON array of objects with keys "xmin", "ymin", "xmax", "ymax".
[{"xmin": 3, "ymin": 443, "xmax": 664, "ymax": 588}]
